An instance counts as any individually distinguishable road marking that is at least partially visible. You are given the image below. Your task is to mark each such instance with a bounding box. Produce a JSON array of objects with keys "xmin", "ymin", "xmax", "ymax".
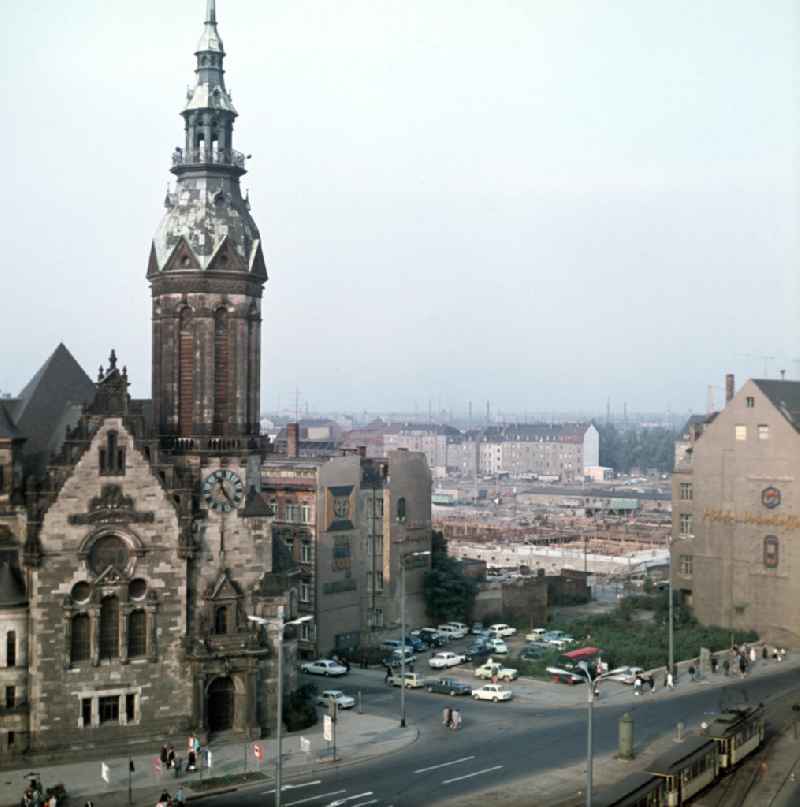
[
  {"xmin": 285, "ymin": 781, "xmax": 323, "ymax": 790},
  {"xmin": 327, "ymin": 793, "xmax": 373, "ymax": 806},
  {"xmin": 285, "ymin": 790, "xmax": 346, "ymax": 806},
  {"xmin": 442, "ymin": 765, "xmax": 504, "ymax": 785},
  {"xmin": 414, "ymin": 755, "xmax": 476, "ymax": 774},
  {"xmin": 351, "ymin": 801, "xmax": 378, "ymax": 807}
]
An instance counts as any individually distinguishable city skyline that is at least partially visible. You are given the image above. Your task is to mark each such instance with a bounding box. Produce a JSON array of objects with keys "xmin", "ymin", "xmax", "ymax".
[{"xmin": 2, "ymin": 0, "xmax": 797, "ymax": 414}]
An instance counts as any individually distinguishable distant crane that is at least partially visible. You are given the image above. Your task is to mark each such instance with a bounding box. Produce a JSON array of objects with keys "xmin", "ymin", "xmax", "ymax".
[{"xmin": 738, "ymin": 354, "xmax": 776, "ymax": 378}]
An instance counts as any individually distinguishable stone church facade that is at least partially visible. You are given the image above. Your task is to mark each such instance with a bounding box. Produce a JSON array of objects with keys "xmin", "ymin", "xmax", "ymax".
[{"xmin": 0, "ymin": 1, "xmax": 296, "ymax": 761}]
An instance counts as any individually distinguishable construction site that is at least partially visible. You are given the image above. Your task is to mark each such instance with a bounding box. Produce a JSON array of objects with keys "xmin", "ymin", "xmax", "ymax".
[{"xmin": 433, "ymin": 480, "xmax": 671, "ymax": 583}]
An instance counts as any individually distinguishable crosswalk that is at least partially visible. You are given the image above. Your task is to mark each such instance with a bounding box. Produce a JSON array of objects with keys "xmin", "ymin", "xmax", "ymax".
[{"xmin": 255, "ymin": 754, "xmax": 503, "ymax": 806}]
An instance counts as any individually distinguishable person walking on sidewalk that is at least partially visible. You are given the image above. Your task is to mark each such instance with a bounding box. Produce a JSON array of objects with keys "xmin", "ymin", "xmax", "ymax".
[
  {"xmin": 749, "ymin": 646, "xmax": 757, "ymax": 667},
  {"xmin": 634, "ymin": 674, "xmax": 643, "ymax": 695},
  {"xmin": 648, "ymin": 675, "xmax": 655, "ymax": 694},
  {"xmin": 175, "ymin": 786, "xmax": 185, "ymax": 807},
  {"xmin": 160, "ymin": 744, "xmax": 169, "ymax": 768},
  {"xmin": 667, "ymin": 671, "xmax": 674, "ymax": 689},
  {"xmin": 167, "ymin": 744, "xmax": 176, "ymax": 769},
  {"xmin": 384, "ymin": 664, "xmax": 392, "ymax": 684},
  {"xmin": 739, "ymin": 654, "xmax": 747, "ymax": 677}
]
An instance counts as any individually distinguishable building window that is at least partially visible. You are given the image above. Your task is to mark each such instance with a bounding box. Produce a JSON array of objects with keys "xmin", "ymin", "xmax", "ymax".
[
  {"xmin": 126, "ymin": 693, "xmax": 136, "ymax": 723},
  {"xmin": 369, "ymin": 571, "xmax": 384, "ymax": 593},
  {"xmin": 266, "ymin": 499, "xmax": 278, "ymax": 516},
  {"xmin": 758, "ymin": 425, "xmax": 769, "ymax": 441},
  {"xmin": 99, "ymin": 596, "xmax": 119, "ymax": 659},
  {"xmin": 374, "ymin": 498, "xmax": 384, "ymax": 517},
  {"xmin": 214, "ymin": 605, "xmax": 228, "ymax": 635},
  {"xmin": 128, "ymin": 610, "xmax": 147, "ymax": 658},
  {"xmin": 372, "ymin": 608, "xmax": 384, "ymax": 628},
  {"xmin": 735, "ymin": 425, "xmax": 747, "ymax": 441},
  {"xmin": 81, "ymin": 698, "xmax": 92, "ymax": 727},
  {"xmin": 300, "ymin": 621, "xmax": 314, "ymax": 642},
  {"xmin": 301, "ymin": 505, "xmax": 312, "ymax": 524},
  {"xmin": 7, "ymin": 731, "xmax": 14, "ymax": 747},
  {"xmin": 679, "ymin": 555, "xmax": 693, "ymax": 577},
  {"xmin": 300, "ymin": 581, "xmax": 311, "ymax": 603},
  {"xmin": 679, "ymin": 482, "xmax": 693, "ymax": 501},
  {"xmin": 333, "ymin": 497, "xmax": 349, "ymax": 520},
  {"xmin": 99, "ymin": 430, "xmax": 126, "ymax": 476},
  {"xmin": 397, "ymin": 497, "xmax": 407, "ymax": 523},
  {"xmin": 285, "ymin": 504, "xmax": 300, "ymax": 523},
  {"xmin": 764, "ymin": 535, "xmax": 779, "ymax": 568},
  {"xmin": 99, "ymin": 695, "xmax": 119, "ymax": 725},
  {"xmin": 5, "ymin": 686, "xmax": 14, "ymax": 708},
  {"xmin": 301, "ymin": 542, "xmax": 312, "ymax": 563},
  {"xmin": 6, "ymin": 631, "xmax": 15, "ymax": 667},
  {"xmin": 746, "ymin": 397, "xmax": 755, "ymax": 408},
  {"xmin": 679, "ymin": 513, "xmax": 693, "ymax": 538},
  {"xmin": 71, "ymin": 614, "xmax": 90, "ymax": 663}
]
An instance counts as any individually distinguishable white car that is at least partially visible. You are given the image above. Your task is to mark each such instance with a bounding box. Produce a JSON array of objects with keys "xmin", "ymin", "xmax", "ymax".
[
  {"xmin": 473, "ymin": 683, "xmax": 513, "ymax": 702},
  {"xmin": 438, "ymin": 624, "xmax": 467, "ymax": 639},
  {"xmin": 316, "ymin": 690, "xmax": 355, "ymax": 709},
  {"xmin": 388, "ymin": 672, "xmax": 425, "ymax": 688},
  {"xmin": 605, "ymin": 666, "xmax": 645, "ymax": 685},
  {"xmin": 525, "ymin": 628, "xmax": 547, "ymax": 642},
  {"xmin": 486, "ymin": 638, "xmax": 509, "ymax": 655},
  {"xmin": 447, "ymin": 622, "xmax": 469, "ymax": 635},
  {"xmin": 428, "ymin": 651, "xmax": 466, "ymax": 669},
  {"xmin": 300, "ymin": 659, "xmax": 348, "ymax": 677},
  {"xmin": 475, "ymin": 660, "xmax": 518, "ymax": 681},
  {"xmin": 488, "ymin": 623, "xmax": 517, "ymax": 637}
]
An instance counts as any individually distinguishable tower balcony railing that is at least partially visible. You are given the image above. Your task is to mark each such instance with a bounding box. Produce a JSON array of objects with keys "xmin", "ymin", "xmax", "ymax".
[{"xmin": 172, "ymin": 147, "xmax": 246, "ymax": 170}]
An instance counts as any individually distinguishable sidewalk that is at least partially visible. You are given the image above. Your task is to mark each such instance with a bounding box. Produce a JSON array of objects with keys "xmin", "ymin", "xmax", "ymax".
[{"xmin": 0, "ymin": 711, "xmax": 418, "ymax": 807}]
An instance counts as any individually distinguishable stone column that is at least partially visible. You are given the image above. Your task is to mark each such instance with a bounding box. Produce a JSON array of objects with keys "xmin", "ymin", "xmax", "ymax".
[
  {"xmin": 89, "ymin": 607, "xmax": 99, "ymax": 667},
  {"xmin": 146, "ymin": 604, "xmax": 158, "ymax": 662},
  {"xmin": 120, "ymin": 606, "xmax": 129, "ymax": 664},
  {"xmin": 63, "ymin": 607, "xmax": 73, "ymax": 670}
]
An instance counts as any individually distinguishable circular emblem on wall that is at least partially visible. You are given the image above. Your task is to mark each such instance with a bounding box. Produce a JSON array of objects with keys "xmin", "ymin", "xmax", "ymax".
[{"xmin": 762, "ymin": 487, "xmax": 781, "ymax": 509}]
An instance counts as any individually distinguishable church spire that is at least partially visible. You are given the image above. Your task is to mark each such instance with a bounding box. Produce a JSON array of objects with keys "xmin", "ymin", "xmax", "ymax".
[{"xmin": 206, "ymin": 0, "xmax": 216, "ymax": 24}]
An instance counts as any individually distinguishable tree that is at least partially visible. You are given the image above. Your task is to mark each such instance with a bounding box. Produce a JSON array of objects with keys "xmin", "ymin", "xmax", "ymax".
[{"xmin": 424, "ymin": 531, "xmax": 478, "ymax": 622}]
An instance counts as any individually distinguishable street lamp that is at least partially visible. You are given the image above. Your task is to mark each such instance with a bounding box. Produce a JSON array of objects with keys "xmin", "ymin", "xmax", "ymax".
[
  {"xmin": 248, "ymin": 612, "xmax": 313, "ymax": 807},
  {"xmin": 667, "ymin": 537, "xmax": 674, "ymax": 683},
  {"xmin": 400, "ymin": 550, "xmax": 431, "ymax": 728},
  {"xmin": 577, "ymin": 661, "xmax": 613, "ymax": 807}
]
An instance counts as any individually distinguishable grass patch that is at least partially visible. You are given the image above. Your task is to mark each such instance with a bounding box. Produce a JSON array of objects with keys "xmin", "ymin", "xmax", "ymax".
[{"xmin": 187, "ymin": 771, "xmax": 267, "ymax": 793}]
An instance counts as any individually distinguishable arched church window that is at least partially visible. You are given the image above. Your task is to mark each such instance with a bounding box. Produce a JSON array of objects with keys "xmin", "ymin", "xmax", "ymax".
[
  {"xmin": 128, "ymin": 610, "xmax": 147, "ymax": 658},
  {"xmin": 6, "ymin": 631, "xmax": 15, "ymax": 667},
  {"xmin": 213, "ymin": 309, "xmax": 228, "ymax": 433},
  {"xmin": 71, "ymin": 614, "xmax": 90, "ymax": 663},
  {"xmin": 99, "ymin": 596, "xmax": 119, "ymax": 659},
  {"xmin": 214, "ymin": 605, "xmax": 228, "ymax": 635},
  {"xmin": 90, "ymin": 535, "xmax": 129, "ymax": 575}
]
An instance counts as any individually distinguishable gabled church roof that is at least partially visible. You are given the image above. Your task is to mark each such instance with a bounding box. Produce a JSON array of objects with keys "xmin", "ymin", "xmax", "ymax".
[
  {"xmin": 0, "ymin": 403, "xmax": 21, "ymax": 440},
  {"xmin": 13, "ymin": 343, "xmax": 96, "ymax": 473},
  {"xmin": 752, "ymin": 379, "xmax": 800, "ymax": 432}
]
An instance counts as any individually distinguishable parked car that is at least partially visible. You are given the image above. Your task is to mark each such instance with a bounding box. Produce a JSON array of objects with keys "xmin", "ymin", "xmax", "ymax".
[
  {"xmin": 475, "ymin": 660, "xmax": 518, "ymax": 681},
  {"xmin": 468, "ymin": 642, "xmax": 492, "ymax": 661},
  {"xmin": 381, "ymin": 639, "xmax": 403, "ymax": 651},
  {"xmin": 488, "ymin": 623, "xmax": 517, "ymax": 637},
  {"xmin": 316, "ymin": 690, "xmax": 355, "ymax": 709},
  {"xmin": 301, "ymin": 659, "xmax": 348, "ymax": 677},
  {"xmin": 542, "ymin": 631, "xmax": 575, "ymax": 649},
  {"xmin": 605, "ymin": 666, "xmax": 645, "ymax": 685},
  {"xmin": 486, "ymin": 638, "xmax": 509, "ymax": 655},
  {"xmin": 447, "ymin": 622, "xmax": 469, "ymax": 636},
  {"xmin": 525, "ymin": 628, "xmax": 548, "ymax": 642},
  {"xmin": 388, "ymin": 671, "xmax": 424, "ymax": 688},
  {"xmin": 525, "ymin": 641, "xmax": 553, "ymax": 652},
  {"xmin": 382, "ymin": 648, "xmax": 416, "ymax": 668},
  {"xmin": 471, "ymin": 622, "xmax": 485, "ymax": 635},
  {"xmin": 519, "ymin": 646, "xmax": 548, "ymax": 661},
  {"xmin": 415, "ymin": 628, "xmax": 447, "ymax": 646},
  {"xmin": 428, "ymin": 651, "xmax": 467, "ymax": 669},
  {"xmin": 404, "ymin": 635, "xmax": 426, "ymax": 652},
  {"xmin": 438, "ymin": 624, "xmax": 467, "ymax": 639},
  {"xmin": 473, "ymin": 683, "xmax": 513, "ymax": 702},
  {"xmin": 426, "ymin": 678, "xmax": 472, "ymax": 696}
]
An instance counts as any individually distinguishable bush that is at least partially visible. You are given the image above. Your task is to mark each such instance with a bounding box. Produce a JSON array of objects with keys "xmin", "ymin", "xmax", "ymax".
[{"xmin": 283, "ymin": 683, "xmax": 318, "ymax": 732}]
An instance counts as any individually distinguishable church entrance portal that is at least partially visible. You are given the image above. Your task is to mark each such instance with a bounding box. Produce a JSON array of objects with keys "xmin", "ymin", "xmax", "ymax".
[{"xmin": 207, "ymin": 676, "xmax": 235, "ymax": 733}]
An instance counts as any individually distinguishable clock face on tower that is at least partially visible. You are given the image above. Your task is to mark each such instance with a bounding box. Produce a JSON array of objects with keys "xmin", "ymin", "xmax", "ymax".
[{"xmin": 202, "ymin": 469, "xmax": 244, "ymax": 513}]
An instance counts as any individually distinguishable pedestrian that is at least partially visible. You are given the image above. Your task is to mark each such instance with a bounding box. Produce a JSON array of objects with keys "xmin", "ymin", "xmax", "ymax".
[
  {"xmin": 344, "ymin": 657, "xmax": 351, "ymax": 673},
  {"xmin": 750, "ymin": 646, "xmax": 757, "ymax": 666},
  {"xmin": 443, "ymin": 706, "xmax": 452, "ymax": 728},
  {"xmin": 780, "ymin": 647, "xmax": 787, "ymax": 662},
  {"xmin": 667, "ymin": 671, "xmax": 674, "ymax": 689},
  {"xmin": 451, "ymin": 709, "xmax": 461, "ymax": 730},
  {"xmin": 159, "ymin": 790, "xmax": 171, "ymax": 807},
  {"xmin": 175, "ymin": 787, "xmax": 185, "ymax": 807},
  {"xmin": 593, "ymin": 683, "xmax": 600, "ymax": 699},
  {"xmin": 688, "ymin": 664, "xmax": 696, "ymax": 682},
  {"xmin": 723, "ymin": 659, "xmax": 730, "ymax": 676},
  {"xmin": 762, "ymin": 645, "xmax": 768, "ymax": 661},
  {"xmin": 160, "ymin": 744, "xmax": 169, "ymax": 767},
  {"xmin": 634, "ymin": 675, "xmax": 642, "ymax": 695},
  {"xmin": 648, "ymin": 675, "xmax": 655, "ymax": 694},
  {"xmin": 384, "ymin": 665, "xmax": 391, "ymax": 684},
  {"xmin": 187, "ymin": 750, "xmax": 197, "ymax": 772},
  {"xmin": 711, "ymin": 655, "xmax": 718, "ymax": 673},
  {"xmin": 739, "ymin": 654, "xmax": 747, "ymax": 678},
  {"xmin": 167, "ymin": 745, "xmax": 176, "ymax": 769},
  {"xmin": 773, "ymin": 647, "xmax": 779, "ymax": 661},
  {"xmin": 175, "ymin": 756, "xmax": 183, "ymax": 778}
]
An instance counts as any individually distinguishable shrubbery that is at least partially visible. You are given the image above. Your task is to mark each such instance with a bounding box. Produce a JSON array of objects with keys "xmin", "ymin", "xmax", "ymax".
[{"xmin": 283, "ymin": 683, "xmax": 318, "ymax": 732}]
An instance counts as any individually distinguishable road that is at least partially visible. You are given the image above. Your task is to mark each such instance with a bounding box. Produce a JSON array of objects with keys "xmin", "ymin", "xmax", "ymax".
[{"xmin": 202, "ymin": 659, "xmax": 800, "ymax": 807}]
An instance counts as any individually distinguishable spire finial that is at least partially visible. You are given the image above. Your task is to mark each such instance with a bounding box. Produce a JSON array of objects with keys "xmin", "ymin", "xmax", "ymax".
[{"xmin": 206, "ymin": 0, "xmax": 216, "ymax": 24}]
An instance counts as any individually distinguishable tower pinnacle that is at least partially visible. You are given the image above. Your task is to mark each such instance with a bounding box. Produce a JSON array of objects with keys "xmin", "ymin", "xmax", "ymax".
[{"xmin": 206, "ymin": 0, "xmax": 216, "ymax": 24}]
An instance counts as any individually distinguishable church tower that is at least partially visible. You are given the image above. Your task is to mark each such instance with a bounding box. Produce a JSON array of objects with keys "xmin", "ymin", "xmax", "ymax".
[{"xmin": 148, "ymin": 0, "xmax": 267, "ymax": 443}]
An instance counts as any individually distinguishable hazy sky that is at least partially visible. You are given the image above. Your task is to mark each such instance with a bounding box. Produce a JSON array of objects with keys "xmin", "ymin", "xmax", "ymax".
[{"xmin": 2, "ymin": 0, "xmax": 797, "ymax": 417}]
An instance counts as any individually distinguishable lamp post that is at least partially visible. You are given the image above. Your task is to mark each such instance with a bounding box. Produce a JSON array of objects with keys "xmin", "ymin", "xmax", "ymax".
[
  {"xmin": 577, "ymin": 661, "xmax": 612, "ymax": 807},
  {"xmin": 668, "ymin": 537, "xmax": 674, "ymax": 682},
  {"xmin": 400, "ymin": 550, "xmax": 431, "ymax": 728},
  {"xmin": 248, "ymin": 612, "xmax": 313, "ymax": 807}
]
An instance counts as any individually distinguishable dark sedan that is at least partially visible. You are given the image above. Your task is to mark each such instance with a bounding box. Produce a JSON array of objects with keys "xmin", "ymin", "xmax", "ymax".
[{"xmin": 425, "ymin": 678, "xmax": 472, "ymax": 696}]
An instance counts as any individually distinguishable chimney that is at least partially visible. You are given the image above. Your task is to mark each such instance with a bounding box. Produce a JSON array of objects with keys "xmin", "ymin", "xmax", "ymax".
[
  {"xmin": 725, "ymin": 374, "xmax": 735, "ymax": 405},
  {"xmin": 287, "ymin": 423, "xmax": 299, "ymax": 458}
]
